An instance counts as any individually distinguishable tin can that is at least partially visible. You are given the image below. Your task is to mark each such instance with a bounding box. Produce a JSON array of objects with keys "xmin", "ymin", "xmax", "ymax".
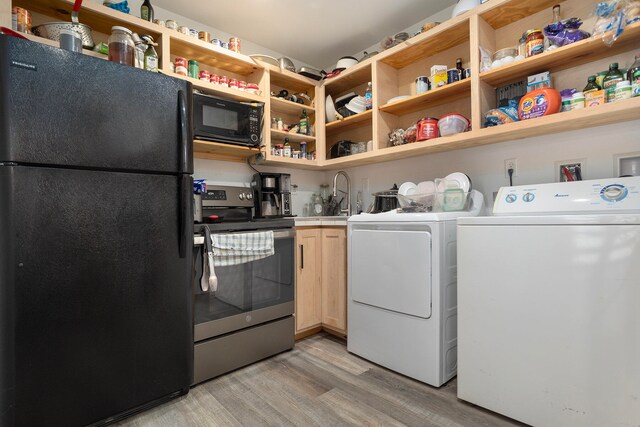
[
  {"xmin": 178, "ymin": 26, "xmax": 190, "ymax": 35},
  {"xmin": 153, "ymin": 19, "xmax": 165, "ymax": 27},
  {"xmin": 246, "ymin": 83, "xmax": 260, "ymax": 95},
  {"xmin": 525, "ymin": 29, "xmax": 544, "ymax": 57},
  {"xmin": 221, "ymin": 42, "xmax": 228, "ymax": 49},
  {"xmin": 238, "ymin": 80, "xmax": 247, "ymax": 91},
  {"xmin": 12, "ymin": 7, "xmax": 32, "ymax": 33},
  {"xmin": 188, "ymin": 60, "xmax": 199, "ymax": 79},
  {"xmin": 228, "ymin": 78, "xmax": 239, "ymax": 89},
  {"xmin": 211, "ymin": 38, "xmax": 221, "ymax": 47},
  {"xmin": 209, "ymin": 74, "xmax": 220, "ymax": 84},
  {"xmin": 165, "ymin": 20, "xmax": 178, "ymax": 31},
  {"xmin": 464, "ymin": 67, "xmax": 471, "ymax": 78},
  {"xmin": 199, "ymin": 70, "xmax": 210, "ymax": 81},
  {"xmin": 415, "ymin": 76, "xmax": 430, "ymax": 94},
  {"xmin": 198, "ymin": 31, "xmax": 211, "ymax": 43},
  {"xmin": 447, "ymin": 69, "xmax": 460, "ymax": 84},
  {"xmin": 174, "ymin": 57, "xmax": 188, "ymax": 76},
  {"xmin": 229, "ymin": 37, "xmax": 241, "ymax": 53},
  {"xmin": 189, "ymin": 28, "xmax": 199, "ymax": 39},
  {"xmin": 219, "ymin": 75, "xmax": 229, "ymax": 86},
  {"xmin": 416, "ymin": 118, "xmax": 439, "ymax": 141}
]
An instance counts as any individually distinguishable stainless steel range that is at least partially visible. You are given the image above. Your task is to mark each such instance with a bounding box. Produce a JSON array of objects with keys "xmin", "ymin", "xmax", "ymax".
[{"xmin": 193, "ymin": 185, "xmax": 294, "ymax": 384}]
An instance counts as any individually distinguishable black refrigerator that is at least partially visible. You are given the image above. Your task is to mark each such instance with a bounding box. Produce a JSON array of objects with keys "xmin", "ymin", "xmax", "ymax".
[{"xmin": 0, "ymin": 35, "xmax": 194, "ymax": 426}]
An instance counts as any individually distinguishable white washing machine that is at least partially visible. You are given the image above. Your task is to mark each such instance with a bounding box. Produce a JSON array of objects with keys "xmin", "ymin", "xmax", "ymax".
[
  {"xmin": 457, "ymin": 177, "xmax": 640, "ymax": 427},
  {"xmin": 347, "ymin": 190, "xmax": 484, "ymax": 387}
]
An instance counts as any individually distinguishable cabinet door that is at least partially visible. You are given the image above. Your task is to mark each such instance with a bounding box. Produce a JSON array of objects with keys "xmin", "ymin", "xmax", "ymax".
[
  {"xmin": 321, "ymin": 227, "xmax": 347, "ymax": 334},
  {"xmin": 295, "ymin": 228, "xmax": 322, "ymax": 333}
]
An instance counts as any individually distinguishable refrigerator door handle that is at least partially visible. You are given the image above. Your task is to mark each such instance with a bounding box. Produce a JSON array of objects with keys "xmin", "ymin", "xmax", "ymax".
[
  {"xmin": 179, "ymin": 174, "xmax": 192, "ymax": 258},
  {"xmin": 178, "ymin": 90, "xmax": 191, "ymax": 174}
]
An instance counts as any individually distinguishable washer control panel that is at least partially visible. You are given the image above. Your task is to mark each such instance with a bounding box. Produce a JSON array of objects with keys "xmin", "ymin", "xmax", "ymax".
[{"xmin": 493, "ymin": 176, "xmax": 640, "ymax": 215}]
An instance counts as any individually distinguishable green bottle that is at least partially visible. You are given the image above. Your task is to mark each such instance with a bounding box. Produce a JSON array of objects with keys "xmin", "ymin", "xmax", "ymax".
[
  {"xmin": 299, "ymin": 109, "xmax": 309, "ymax": 135},
  {"xmin": 583, "ymin": 75, "xmax": 601, "ymax": 93},
  {"xmin": 603, "ymin": 63, "xmax": 624, "ymax": 103},
  {"xmin": 140, "ymin": 0, "xmax": 154, "ymax": 22}
]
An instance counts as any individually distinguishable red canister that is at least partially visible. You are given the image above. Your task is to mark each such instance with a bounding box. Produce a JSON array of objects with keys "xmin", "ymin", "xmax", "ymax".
[
  {"xmin": 228, "ymin": 78, "xmax": 238, "ymax": 89},
  {"xmin": 416, "ymin": 118, "xmax": 439, "ymax": 141},
  {"xmin": 218, "ymin": 75, "xmax": 229, "ymax": 86},
  {"xmin": 174, "ymin": 57, "xmax": 188, "ymax": 76},
  {"xmin": 238, "ymin": 80, "xmax": 247, "ymax": 91},
  {"xmin": 199, "ymin": 70, "xmax": 210, "ymax": 81},
  {"xmin": 209, "ymin": 74, "xmax": 220, "ymax": 84}
]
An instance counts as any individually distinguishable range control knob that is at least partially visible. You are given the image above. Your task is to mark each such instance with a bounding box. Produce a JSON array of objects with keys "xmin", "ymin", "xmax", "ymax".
[
  {"xmin": 246, "ymin": 193, "xmax": 253, "ymax": 200},
  {"xmin": 505, "ymin": 194, "xmax": 517, "ymax": 203},
  {"xmin": 600, "ymin": 184, "xmax": 628, "ymax": 202},
  {"xmin": 238, "ymin": 193, "xmax": 245, "ymax": 200},
  {"xmin": 523, "ymin": 192, "xmax": 535, "ymax": 202}
]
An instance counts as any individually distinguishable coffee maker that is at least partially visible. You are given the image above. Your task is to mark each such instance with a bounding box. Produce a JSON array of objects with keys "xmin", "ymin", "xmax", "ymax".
[{"xmin": 252, "ymin": 173, "xmax": 292, "ymax": 218}]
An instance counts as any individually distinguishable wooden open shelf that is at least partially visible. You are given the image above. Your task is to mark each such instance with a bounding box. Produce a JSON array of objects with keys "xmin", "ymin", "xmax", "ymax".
[
  {"xmin": 259, "ymin": 155, "xmax": 320, "ymax": 170},
  {"xmin": 478, "ymin": 0, "xmax": 560, "ymax": 29},
  {"xmin": 480, "ymin": 22, "xmax": 640, "ymax": 87},
  {"xmin": 325, "ymin": 110, "xmax": 373, "ymax": 134},
  {"xmin": 16, "ymin": 0, "xmax": 163, "ymax": 38},
  {"xmin": 193, "ymin": 139, "xmax": 259, "ymax": 163},
  {"xmin": 271, "ymin": 97, "xmax": 315, "ymax": 116},
  {"xmin": 379, "ymin": 79, "xmax": 472, "ymax": 115},
  {"xmin": 163, "ymin": 71, "xmax": 265, "ymax": 103},
  {"xmin": 323, "ymin": 61, "xmax": 373, "ymax": 95},
  {"xmin": 23, "ymin": 33, "xmax": 106, "ymax": 60},
  {"xmin": 378, "ymin": 18, "xmax": 470, "ymax": 69},
  {"xmin": 270, "ymin": 129, "xmax": 316, "ymax": 144},
  {"xmin": 263, "ymin": 63, "xmax": 319, "ymax": 93}
]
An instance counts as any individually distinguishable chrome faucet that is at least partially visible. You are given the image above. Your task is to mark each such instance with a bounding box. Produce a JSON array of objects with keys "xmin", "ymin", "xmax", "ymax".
[{"xmin": 332, "ymin": 170, "xmax": 351, "ymax": 216}]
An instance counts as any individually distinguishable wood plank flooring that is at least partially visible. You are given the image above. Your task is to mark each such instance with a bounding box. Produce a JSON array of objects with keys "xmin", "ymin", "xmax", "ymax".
[{"xmin": 116, "ymin": 334, "xmax": 524, "ymax": 426}]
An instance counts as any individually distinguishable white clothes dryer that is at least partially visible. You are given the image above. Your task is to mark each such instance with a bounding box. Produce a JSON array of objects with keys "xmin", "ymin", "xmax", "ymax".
[
  {"xmin": 457, "ymin": 177, "xmax": 640, "ymax": 426},
  {"xmin": 347, "ymin": 190, "xmax": 484, "ymax": 387}
]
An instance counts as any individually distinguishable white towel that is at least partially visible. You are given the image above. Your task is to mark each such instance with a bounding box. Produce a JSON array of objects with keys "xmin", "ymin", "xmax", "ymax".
[{"xmin": 210, "ymin": 231, "xmax": 274, "ymax": 266}]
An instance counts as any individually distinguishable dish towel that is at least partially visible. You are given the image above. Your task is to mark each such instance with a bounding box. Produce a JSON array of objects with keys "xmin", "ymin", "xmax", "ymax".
[{"xmin": 210, "ymin": 231, "xmax": 274, "ymax": 266}]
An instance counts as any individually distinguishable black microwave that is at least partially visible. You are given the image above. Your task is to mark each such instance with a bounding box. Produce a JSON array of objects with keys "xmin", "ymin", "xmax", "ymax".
[{"xmin": 193, "ymin": 93, "xmax": 263, "ymax": 146}]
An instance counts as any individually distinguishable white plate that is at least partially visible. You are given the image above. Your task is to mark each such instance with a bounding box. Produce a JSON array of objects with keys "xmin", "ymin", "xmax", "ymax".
[
  {"xmin": 445, "ymin": 172, "xmax": 471, "ymax": 193},
  {"xmin": 248, "ymin": 54, "xmax": 279, "ymax": 67},
  {"xmin": 398, "ymin": 182, "xmax": 417, "ymax": 196},
  {"xmin": 387, "ymin": 95, "xmax": 410, "ymax": 104},
  {"xmin": 326, "ymin": 95, "xmax": 338, "ymax": 123},
  {"xmin": 416, "ymin": 180, "xmax": 436, "ymax": 194}
]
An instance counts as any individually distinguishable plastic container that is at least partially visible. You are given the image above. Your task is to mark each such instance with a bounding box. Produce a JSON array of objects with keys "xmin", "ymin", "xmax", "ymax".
[
  {"xmin": 437, "ymin": 113, "xmax": 470, "ymax": 136},
  {"xmin": 518, "ymin": 88, "xmax": 562, "ymax": 120},
  {"xmin": 615, "ymin": 80, "xmax": 632, "ymax": 101}
]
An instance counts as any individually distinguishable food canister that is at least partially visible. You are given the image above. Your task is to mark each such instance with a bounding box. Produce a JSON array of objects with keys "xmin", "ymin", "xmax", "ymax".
[
  {"xmin": 229, "ymin": 37, "xmax": 241, "ymax": 53},
  {"xmin": 416, "ymin": 118, "xmax": 439, "ymax": 141},
  {"xmin": 228, "ymin": 78, "xmax": 239, "ymax": 89},
  {"xmin": 188, "ymin": 59, "xmax": 199, "ymax": 78},
  {"xmin": 447, "ymin": 69, "xmax": 460, "ymax": 84},
  {"xmin": 570, "ymin": 92, "xmax": 585, "ymax": 110},
  {"xmin": 198, "ymin": 31, "xmax": 211, "ymax": 43},
  {"xmin": 199, "ymin": 70, "xmax": 210, "ymax": 81},
  {"xmin": 246, "ymin": 83, "xmax": 260, "ymax": 95},
  {"xmin": 238, "ymin": 80, "xmax": 247, "ymax": 91},
  {"xmin": 209, "ymin": 74, "xmax": 220, "ymax": 84},
  {"xmin": 525, "ymin": 29, "xmax": 544, "ymax": 57},
  {"xmin": 174, "ymin": 57, "xmax": 188, "ymax": 75},
  {"xmin": 189, "ymin": 28, "xmax": 199, "ymax": 38},
  {"xmin": 615, "ymin": 80, "xmax": 632, "ymax": 101},
  {"xmin": 178, "ymin": 26, "xmax": 190, "ymax": 35},
  {"xmin": 415, "ymin": 76, "xmax": 430, "ymax": 94},
  {"xmin": 221, "ymin": 42, "xmax": 228, "ymax": 49},
  {"xmin": 11, "ymin": 7, "xmax": 31, "ymax": 33},
  {"xmin": 211, "ymin": 38, "xmax": 221, "ymax": 47},
  {"xmin": 219, "ymin": 75, "xmax": 229, "ymax": 86},
  {"xmin": 165, "ymin": 20, "xmax": 178, "ymax": 31}
]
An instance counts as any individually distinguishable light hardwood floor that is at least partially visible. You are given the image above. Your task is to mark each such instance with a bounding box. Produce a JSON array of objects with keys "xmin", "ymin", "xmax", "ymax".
[{"xmin": 117, "ymin": 333, "xmax": 523, "ymax": 426}]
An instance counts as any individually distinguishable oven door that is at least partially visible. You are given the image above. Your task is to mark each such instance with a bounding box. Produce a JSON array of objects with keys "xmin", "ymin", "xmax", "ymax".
[
  {"xmin": 193, "ymin": 95, "xmax": 256, "ymax": 146},
  {"xmin": 193, "ymin": 228, "xmax": 294, "ymax": 341}
]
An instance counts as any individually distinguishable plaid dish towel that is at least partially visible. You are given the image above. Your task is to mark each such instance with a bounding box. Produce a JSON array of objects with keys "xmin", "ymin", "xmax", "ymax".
[{"xmin": 210, "ymin": 231, "xmax": 274, "ymax": 266}]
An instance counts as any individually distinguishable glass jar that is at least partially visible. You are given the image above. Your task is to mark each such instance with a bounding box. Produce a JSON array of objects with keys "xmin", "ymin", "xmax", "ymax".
[
  {"xmin": 312, "ymin": 193, "xmax": 324, "ymax": 216},
  {"xmin": 108, "ymin": 26, "xmax": 135, "ymax": 66}
]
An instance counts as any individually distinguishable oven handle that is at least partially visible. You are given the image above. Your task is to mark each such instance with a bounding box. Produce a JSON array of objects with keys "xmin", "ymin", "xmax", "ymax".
[{"xmin": 193, "ymin": 228, "xmax": 294, "ymax": 245}]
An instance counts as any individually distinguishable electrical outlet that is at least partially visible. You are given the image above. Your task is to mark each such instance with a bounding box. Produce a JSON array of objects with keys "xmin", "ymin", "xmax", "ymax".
[
  {"xmin": 558, "ymin": 163, "xmax": 582, "ymax": 182},
  {"xmin": 504, "ymin": 158, "xmax": 518, "ymax": 178}
]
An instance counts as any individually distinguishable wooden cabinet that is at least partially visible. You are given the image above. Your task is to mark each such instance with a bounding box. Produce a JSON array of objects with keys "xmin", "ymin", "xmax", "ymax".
[
  {"xmin": 320, "ymin": 228, "xmax": 347, "ymax": 334},
  {"xmin": 295, "ymin": 228, "xmax": 322, "ymax": 333},
  {"xmin": 295, "ymin": 226, "xmax": 348, "ymax": 337}
]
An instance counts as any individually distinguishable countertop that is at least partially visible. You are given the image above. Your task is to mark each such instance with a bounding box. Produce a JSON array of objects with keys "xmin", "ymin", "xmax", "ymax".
[{"xmin": 294, "ymin": 216, "xmax": 349, "ymax": 227}]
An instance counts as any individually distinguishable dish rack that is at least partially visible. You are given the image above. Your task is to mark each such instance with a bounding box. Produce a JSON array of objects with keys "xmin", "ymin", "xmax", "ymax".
[{"xmin": 398, "ymin": 189, "xmax": 471, "ymax": 213}]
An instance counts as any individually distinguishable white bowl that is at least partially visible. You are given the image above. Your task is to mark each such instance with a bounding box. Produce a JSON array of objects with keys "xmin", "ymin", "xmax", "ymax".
[{"xmin": 438, "ymin": 113, "xmax": 469, "ymax": 136}]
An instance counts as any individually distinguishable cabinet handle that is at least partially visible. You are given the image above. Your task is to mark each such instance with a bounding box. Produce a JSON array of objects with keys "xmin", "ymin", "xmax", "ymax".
[{"xmin": 300, "ymin": 244, "xmax": 304, "ymax": 269}]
